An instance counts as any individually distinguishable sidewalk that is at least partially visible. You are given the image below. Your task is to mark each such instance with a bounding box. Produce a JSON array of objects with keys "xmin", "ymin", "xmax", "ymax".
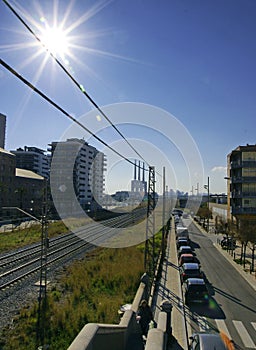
[
  {"xmin": 151, "ymin": 225, "xmax": 187, "ymax": 350},
  {"xmin": 193, "ymin": 219, "xmax": 256, "ymax": 292}
]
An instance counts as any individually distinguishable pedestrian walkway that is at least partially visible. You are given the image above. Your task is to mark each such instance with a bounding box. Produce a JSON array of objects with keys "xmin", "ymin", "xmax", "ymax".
[
  {"xmin": 193, "ymin": 219, "xmax": 256, "ymax": 292},
  {"xmin": 150, "ymin": 225, "xmax": 188, "ymax": 350}
]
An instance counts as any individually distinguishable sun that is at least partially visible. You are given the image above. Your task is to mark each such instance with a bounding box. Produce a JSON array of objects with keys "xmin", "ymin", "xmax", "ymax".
[{"xmin": 39, "ymin": 19, "xmax": 70, "ymax": 59}]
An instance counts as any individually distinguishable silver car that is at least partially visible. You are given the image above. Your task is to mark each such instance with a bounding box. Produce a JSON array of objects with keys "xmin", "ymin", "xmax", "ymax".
[{"xmin": 189, "ymin": 332, "xmax": 230, "ymax": 350}]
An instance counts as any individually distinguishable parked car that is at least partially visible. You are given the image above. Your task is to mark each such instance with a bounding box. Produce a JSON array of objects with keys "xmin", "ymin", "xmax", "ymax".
[
  {"xmin": 172, "ymin": 208, "xmax": 183, "ymax": 217},
  {"xmin": 183, "ymin": 278, "xmax": 209, "ymax": 305},
  {"xmin": 176, "ymin": 238, "xmax": 189, "ymax": 249},
  {"xmin": 189, "ymin": 332, "xmax": 228, "ymax": 350},
  {"xmin": 221, "ymin": 237, "xmax": 236, "ymax": 249},
  {"xmin": 178, "ymin": 253, "xmax": 200, "ymax": 267},
  {"xmin": 174, "ymin": 215, "xmax": 181, "ymax": 225},
  {"xmin": 176, "ymin": 226, "xmax": 190, "ymax": 240},
  {"xmin": 179, "ymin": 263, "xmax": 203, "ymax": 283},
  {"xmin": 177, "ymin": 246, "xmax": 195, "ymax": 258}
]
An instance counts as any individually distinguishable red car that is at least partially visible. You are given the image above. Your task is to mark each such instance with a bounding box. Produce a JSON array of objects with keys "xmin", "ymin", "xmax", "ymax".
[{"xmin": 178, "ymin": 253, "xmax": 200, "ymax": 267}]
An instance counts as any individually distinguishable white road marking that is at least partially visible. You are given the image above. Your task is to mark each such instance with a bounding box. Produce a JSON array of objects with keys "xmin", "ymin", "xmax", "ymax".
[
  {"xmin": 251, "ymin": 322, "xmax": 256, "ymax": 332},
  {"xmin": 233, "ymin": 320, "xmax": 256, "ymax": 348},
  {"xmin": 215, "ymin": 319, "xmax": 232, "ymax": 340}
]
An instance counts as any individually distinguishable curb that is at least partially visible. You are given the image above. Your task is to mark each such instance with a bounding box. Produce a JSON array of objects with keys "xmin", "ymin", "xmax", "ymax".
[
  {"xmin": 193, "ymin": 219, "xmax": 256, "ymax": 292},
  {"xmin": 214, "ymin": 242, "xmax": 256, "ymax": 292}
]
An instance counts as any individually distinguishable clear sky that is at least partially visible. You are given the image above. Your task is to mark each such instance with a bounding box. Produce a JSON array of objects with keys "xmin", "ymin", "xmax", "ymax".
[{"xmin": 1, "ymin": 0, "xmax": 256, "ymax": 195}]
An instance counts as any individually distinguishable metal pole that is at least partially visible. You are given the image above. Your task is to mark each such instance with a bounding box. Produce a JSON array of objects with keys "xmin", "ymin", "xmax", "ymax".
[
  {"xmin": 162, "ymin": 167, "xmax": 166, "ymax": 258},
  {"xmin": 207, "ymin": 176, "xmax": 210, "ymax": 232},
  {"xmin": 36, "ymin": 179, "xmax": 49, "ymax": 349}
]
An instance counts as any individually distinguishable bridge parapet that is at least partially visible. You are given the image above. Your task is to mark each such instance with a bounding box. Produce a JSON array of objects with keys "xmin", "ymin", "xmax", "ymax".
[{"xmin": 67, "ymin": 274, "xmax": 149, "ymax": 350}]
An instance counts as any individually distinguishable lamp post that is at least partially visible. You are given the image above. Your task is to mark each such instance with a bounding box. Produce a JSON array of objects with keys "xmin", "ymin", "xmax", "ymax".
[{"xmin": 204, "ymin": 176, "xmax": 210, "ymax": 232}]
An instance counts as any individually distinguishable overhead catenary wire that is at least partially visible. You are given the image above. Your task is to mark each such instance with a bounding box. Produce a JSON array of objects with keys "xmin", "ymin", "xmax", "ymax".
[
  {"xmin": 2, "ymin": 0, "xmax": 150, "ymax": 168},
  {"xmin": 0, "ymin": 58, "xmax": 141, "ymax": 169}
]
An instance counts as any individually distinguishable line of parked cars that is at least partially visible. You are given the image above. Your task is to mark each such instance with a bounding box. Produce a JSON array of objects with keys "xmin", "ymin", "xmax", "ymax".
[
  {"xmin": 174, "ymin": 215, "xmax": 210, "ymax": 306},
  {"xmin": 173, "ymin": 212, "xmax": 234, "ymax": 349}
]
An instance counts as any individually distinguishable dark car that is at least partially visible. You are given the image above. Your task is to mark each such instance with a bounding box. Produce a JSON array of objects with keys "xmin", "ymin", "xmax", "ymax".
[
  {"xmin": 176, "ymin": 238, "xmax": 189, "ymax": 249},
  {"xmin": 189, "ymin": 332, "xmax": 228, "ymax": 350},
  {"xmin": 177, "ymin": 246, "xmax": 194, "ymax": 258},
  {"xmin": 172, "ymin": 208, "xmax": 183, "ymax": 217},
  {"xmin": 178, "ymin": 253, "xmax": 201, "ymax": 266},
  {"xmin": 183, "ymin": 278, "xmax": 209, "ymax": 305},
  {"xmin": 179, "ymin": 263, "xmax": 203, "ymax": 283}
]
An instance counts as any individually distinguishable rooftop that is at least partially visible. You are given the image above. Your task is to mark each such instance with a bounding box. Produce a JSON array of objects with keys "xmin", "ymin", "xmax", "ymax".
[{"xmin": 16, "ymin": 168, "xmax": 44, "ymax": 180}]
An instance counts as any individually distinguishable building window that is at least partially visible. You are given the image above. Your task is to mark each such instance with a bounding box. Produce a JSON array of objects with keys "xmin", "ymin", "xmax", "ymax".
[
  {"xmin": 242, "ymin": 198, "xmax": 256, "ymax": 207},
  {"xmin": 242, "ymin": 168, "xmax": 256, "ymax": 177},
  {"xmin": 242, "ymin": 152, "xmax": 256, "ymax": 161}
]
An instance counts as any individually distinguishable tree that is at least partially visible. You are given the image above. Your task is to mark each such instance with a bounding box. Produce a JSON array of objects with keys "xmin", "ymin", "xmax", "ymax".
[
  {"xmin": 237, "ymin": 219, "xmax": 256, "ymax": 270},
  {"xmin": 197, "ymin": 206, "xmax": 212, "ymax": 229}
]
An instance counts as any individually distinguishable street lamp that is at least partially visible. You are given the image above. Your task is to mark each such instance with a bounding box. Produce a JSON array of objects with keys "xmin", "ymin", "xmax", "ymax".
[{"xmin": 204, "ymin": 176, "xmax": 210, "ymax": 232}]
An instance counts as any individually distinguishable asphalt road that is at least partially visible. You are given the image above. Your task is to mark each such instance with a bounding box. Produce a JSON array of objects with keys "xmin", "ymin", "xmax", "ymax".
[{"xmin": 183, "ymin": 218, "xmax": 256, "ymax": 350}]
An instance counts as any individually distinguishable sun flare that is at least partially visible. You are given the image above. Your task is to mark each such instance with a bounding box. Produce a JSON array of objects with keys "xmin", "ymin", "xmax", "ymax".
[{"xmin": 39, "ymin": 19, "xmax": 69, "ymax": 59}]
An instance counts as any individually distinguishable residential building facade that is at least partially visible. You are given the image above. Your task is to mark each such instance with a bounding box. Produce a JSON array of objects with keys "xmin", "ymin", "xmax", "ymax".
[
  {"xmin": 0, "ymin": 148, "xmax": 44, "ymax": 220},
  {"xmin": 49, "ymin": 138, "xmax": 106, "ymax": 214},
  {"xmin": 227, "ymin": 144, "xmax": 256, "ymax": 220},
  {"xmin": 0, "ymin": 148, "xmax": 16, "ymax": 209},
  {"xmin": 10, "ymin": 146, "xmax": 50, "ymax": 179},
  {"xmin": 0, "ymin": 113, "xmax": 6, "ymax": 149}
]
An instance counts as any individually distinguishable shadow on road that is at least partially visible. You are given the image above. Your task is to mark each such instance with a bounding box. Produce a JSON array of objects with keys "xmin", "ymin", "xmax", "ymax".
[{"xmin": 214, "ymin": 286, "xmax": 256, "ymax": 314}]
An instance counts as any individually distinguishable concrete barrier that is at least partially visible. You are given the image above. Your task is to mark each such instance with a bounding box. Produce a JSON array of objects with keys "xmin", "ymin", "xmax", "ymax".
[
  {"xmin": 67, "ymin": 274, "xmax": 149, "ymax": 350},
  {"xmin": 144, "ymin": 310, "xmax": 169, "ymax": 350},
  {"xmin": 145, "ymin": 328, "xmax": 165, "ymax": 350},
  {"xmin": 67, "ymin": 262, "xmax": 170, "ymax": 350}
]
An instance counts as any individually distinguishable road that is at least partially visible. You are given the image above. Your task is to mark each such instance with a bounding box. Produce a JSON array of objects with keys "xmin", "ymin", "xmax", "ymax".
[{"xmin": 183, "ymin": 218, "xmax": 256, "ymax": 350}]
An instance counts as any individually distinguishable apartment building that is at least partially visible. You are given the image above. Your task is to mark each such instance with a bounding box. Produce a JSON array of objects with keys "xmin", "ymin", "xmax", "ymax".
[
  {"xmin": 10, "ymin": 146, "xmax": 50, "ymax": 179},
  {"xmin": 49, "ymin": 138, "xmax": 106, "ymax": 213},
  {"xmin": 0, "ymin": 148, "xmax": 16, "ymax": 209},
  {"xmin": 227, "ymin": 144, "xmax": 256, "ymax": 219},
  {"xmin": 0, "ymin": 113, "xmax": 6, "ymax": 149},
  {"xmin": 0, "ymin": 148, "xmax": 44, "ymax": 219}
]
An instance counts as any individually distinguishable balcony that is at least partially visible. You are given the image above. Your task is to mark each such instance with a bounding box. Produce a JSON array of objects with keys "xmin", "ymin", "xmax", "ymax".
[
  {"xmin": 232, "ymin": 191, "xmax": 256, "ymax": 198},
  {"xmin": 231, "ymin": 160, "xmax": 256, "ymax": 168},
  {"xmin": 232, "ymin": 176, "xmax": 256, "ymax": 183},
  {"xmin": 232, "ymin": 207, "xmax": 256, "ymax": 215}
]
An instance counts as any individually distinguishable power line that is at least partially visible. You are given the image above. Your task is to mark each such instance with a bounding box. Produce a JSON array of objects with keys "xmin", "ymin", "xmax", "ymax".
[
  {"xmin": 2, "ymin": 0, "xmax": 150, "ymax": 168},
  {"xmin": 0, "ymin": 58, "xmax": 143, "ymax": 169}
]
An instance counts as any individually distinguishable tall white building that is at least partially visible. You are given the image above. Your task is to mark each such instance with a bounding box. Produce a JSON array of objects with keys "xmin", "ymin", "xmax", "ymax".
[
  {"xmin": 49, "ymin": 138, "xmax": 106, "ymax": 210},
  {"xmin": 10, "ymin": 146, "xmax": 50, "ymax": 179},
  {"xmin": 0, "ymin": 113, "xmax": 6, "ymax": 149}
]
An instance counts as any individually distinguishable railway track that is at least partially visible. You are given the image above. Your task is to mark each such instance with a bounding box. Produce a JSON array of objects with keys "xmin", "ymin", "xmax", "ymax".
[{"xmin": 0, "ymin": 207, "xmax": 147, "ymax": 292}]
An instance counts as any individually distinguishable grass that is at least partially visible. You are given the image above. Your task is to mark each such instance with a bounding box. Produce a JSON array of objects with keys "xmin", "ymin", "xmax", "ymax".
[
  {"xmin": 0, "ymin": 220, "xmax": 68, "ymax": 253},
  {"xmin": 0, "ymin": 209, "xmax": 165, "ymax": 349},
  {"xmin": 0, "ymin": 244, "xmax": 145, "ymax": 349},
  {"xmin": 234, "ymin": 258, "xmax": 251, "ymax": 266}
]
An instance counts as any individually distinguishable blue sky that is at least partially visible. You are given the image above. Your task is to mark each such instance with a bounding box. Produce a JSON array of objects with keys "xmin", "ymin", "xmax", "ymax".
[{"xmin": 1, "ymin": 0, "xmax": 256, "ymax": 194}]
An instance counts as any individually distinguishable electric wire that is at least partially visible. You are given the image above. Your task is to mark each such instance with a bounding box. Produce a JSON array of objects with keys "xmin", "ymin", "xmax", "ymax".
[
  {"xmin": 2, "ymin": 0, "xmax": 150, "ymax": 168},
  {"xmin": 0, "ymin": 58, "xmax": 138, "ymax": 168}
]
